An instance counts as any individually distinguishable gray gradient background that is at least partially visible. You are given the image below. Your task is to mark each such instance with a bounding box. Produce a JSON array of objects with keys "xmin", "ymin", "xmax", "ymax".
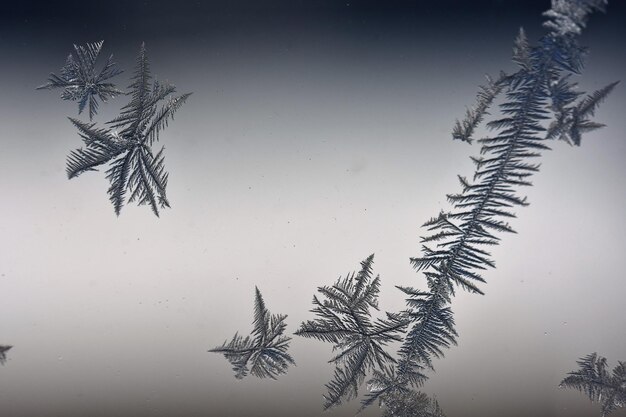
[{"xmin": 0, "ymin": 1, "xmax": 625, "ymax": 416}]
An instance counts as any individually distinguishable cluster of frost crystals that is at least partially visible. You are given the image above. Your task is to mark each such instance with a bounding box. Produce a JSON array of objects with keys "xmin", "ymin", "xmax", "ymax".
[{"xmin": 543, "ymin": 0, "xmax": 607, "ymax": 36}]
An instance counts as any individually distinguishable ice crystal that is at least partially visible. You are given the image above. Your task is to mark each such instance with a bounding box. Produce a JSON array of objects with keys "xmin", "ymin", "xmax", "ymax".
[
  {"xmin": 65, "ymin": 43, "xmax": 191, "ymax": 216},
  {"xmin": 37, "ymin": 41, "xmax": 122, "ymax": 120},
  {"xmin": 561, "ymin": 353, "xmax": 626, "ymax": 416},
  {"xmin": 210, "ymin": 287, "xmax": 294, "ymax": 380},
  {"xmin": 0, "ymin": 345, "xmax": 12, "ymax": 365}
]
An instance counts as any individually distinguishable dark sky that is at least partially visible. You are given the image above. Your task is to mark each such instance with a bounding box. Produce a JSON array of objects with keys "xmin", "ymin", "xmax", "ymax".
[{"xmin": 3, "ymin": 0, "xmax": 623, "ymax": 39}]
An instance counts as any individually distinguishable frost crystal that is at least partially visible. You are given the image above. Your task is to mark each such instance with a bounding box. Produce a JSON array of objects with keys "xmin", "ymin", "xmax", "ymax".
[
  {"xmin": 0, "ymin": 345, "xmax": 12, "ymax": 365},
  {"xmin": 543, "ymin": 0, "xmax": 607, "ymax": 36},
  {"xmin": 37, "ymin": 41, "xmax": 122, "ymax": 120},
  {"xmin": 210, "ymin": 287, "xmax": 294, "ymax": 380},
  {"xmin": 65, "ymin": 43, "xmax": 191, "ymax": 216},
  {"xmin": 296, "ymin": 255, "xmax": 409, "ymax": 409},
  {"xmin": 561, "ymin": 353, "xmax": 626, "ymax": 416}
]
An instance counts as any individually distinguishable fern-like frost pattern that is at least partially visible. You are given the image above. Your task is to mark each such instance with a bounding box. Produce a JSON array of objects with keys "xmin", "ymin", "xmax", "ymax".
[
  {"xmin": 210, "ymin": 287, "xmax": 294, "ymax": 380},
  {"xmin": 64, "ymin": 43, "xmax": 191, "ymax": 216},
  {"xmin": 560, "ymin": 353, "xmax": 626, "ymax": 416},
  {"xmin": 37, "ymin": 41, "xmax": 122, "ymax": 120},
  {"xmin": 296, "ymin": 255, "xmax": 442, "ymax": 412},
  {"xmin": 365, "ymin": 0, "xmax": 616, "ymax": 412}
]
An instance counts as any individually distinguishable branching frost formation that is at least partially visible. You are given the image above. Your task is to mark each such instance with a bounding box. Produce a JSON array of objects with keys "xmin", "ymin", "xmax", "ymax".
[
  {"xmin": 40, "ymin": 42, "xmax": 191, "ymax": 216},
  {"xmin": 37, "ymin": 41, "xmax": 122, "ymax": 120},
  {"xmin": 297, "ymin": 0, "xmax": 616, "ymax": 413},
  {"xmin": 0, "ymin": 345, "xmax": 11, "ymax": 365},
  {"xmin": 367, "ymin": 0, "xmax": 616, "ymax": 413},
  {"xmin": 295, "ymin": 255, "xmax": 412, "ymax": 409},
  {"xmin": 210, "ymin": 287, "xmax": 295, "ymax": 380},
  {"xmin": 560, "ymin": 353, "xmax": 626, "ymax": 416},
  {"xmin": 66, "ymin": 44, "xmax": 191, "ymax": 216}
]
